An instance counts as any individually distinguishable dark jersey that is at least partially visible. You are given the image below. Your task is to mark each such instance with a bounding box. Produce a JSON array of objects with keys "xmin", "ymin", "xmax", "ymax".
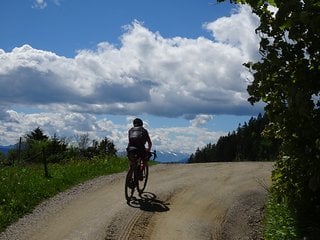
[{"xmin": 128, "ymin": 126, "xmax": 150, "ymax": 150}]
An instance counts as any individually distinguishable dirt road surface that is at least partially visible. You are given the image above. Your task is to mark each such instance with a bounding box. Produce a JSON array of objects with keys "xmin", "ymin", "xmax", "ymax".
[{"xmin": 1, "ymin": 162, "xmax": 273, "ymax": 240}]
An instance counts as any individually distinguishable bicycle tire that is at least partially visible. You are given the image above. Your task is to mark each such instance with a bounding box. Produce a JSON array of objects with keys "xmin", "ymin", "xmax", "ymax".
[
  {"xmin": 125, "ymin": 167, "xmax": 135, "ymax": 202},
  {"xmin": 137, "ymin": 163, "xmax": 149, "ymax": 194}
]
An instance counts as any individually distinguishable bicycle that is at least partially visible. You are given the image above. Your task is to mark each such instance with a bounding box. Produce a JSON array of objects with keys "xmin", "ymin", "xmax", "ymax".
[{"xmin": 125, "ymin": 148, "xmax": 157, "ymax": 202}]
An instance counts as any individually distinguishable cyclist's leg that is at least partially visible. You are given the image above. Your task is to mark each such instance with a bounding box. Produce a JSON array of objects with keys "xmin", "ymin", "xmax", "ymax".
[{"xmin": 125, "ymin": 166, "xmax": 135, "ymax": 202}]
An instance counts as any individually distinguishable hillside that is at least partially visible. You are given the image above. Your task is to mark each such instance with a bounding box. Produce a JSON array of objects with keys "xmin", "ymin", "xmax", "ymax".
[{"xmin": 0, "ymin": 162, "xmax": 273, "ymax": 240}]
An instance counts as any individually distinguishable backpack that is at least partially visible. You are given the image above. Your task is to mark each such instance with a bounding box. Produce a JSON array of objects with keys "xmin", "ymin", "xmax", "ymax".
[{"xmin": 129, "ymin": 126, "xmax": 146, "ymax": 147}]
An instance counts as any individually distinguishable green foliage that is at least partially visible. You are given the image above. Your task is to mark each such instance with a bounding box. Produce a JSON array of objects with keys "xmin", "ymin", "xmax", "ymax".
[
  {"xmin": 99, "ymin": 137, "xmax": 117, "ymax": 156},
  {"xmin": 0, "ymin": 152, "xmax": 6, "ymax": 165},
  {"xmin": 219, "ymin": 0, "xmax": 320, "ymax": 236},
  {"xmin": 26, "ymin": 127, "xmax": 48, "ymax": 141},
  {"xmin": 6, "ymin": 127, "xmax": 117, "ymax": 165},
  {"xmin": 0, "ymin": 156, "xmax": 128, "ymax": 232},
  {"xmin": 218, "ymin": 0, "xmax": 320, "ymax": 236},
  {"xmin": 0, "ymin": 127, "xmax": 124, "ymax": 232},
  {"xmin": 46, "ymin": 134, "xmax": 68, "ymax": 163},
  {"xmin": 84, "ymin": 137, "xmax": 117, "ymax": 159},
  {"xmin": 21, "ymin": 127, "xmax": 50, "ymax": 163},
  {"xmin": 264, "ymin": 192, "xmax": 298, "ymax": 240},
  {"xmin": 189, "ymin": 113, "xmax": 280, "ymax": 163},
  {"xmin": 217, "ymin": 0, "xmax": 320, "ymax": 237}
]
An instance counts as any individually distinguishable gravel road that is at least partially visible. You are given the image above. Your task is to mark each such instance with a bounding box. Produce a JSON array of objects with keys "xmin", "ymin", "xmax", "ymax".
[{"xmin": 0, "ymin": 162, "xmax": 273, "ymax": 240}]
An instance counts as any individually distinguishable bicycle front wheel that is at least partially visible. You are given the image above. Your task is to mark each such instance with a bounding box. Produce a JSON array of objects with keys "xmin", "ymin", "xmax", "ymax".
[
  {"xmin": 125, "ymin": 167, "xmax": 135, "ymax": 202},
  {"xmin": 137, "ymin": 164, "xmax": 149, "ymax": 194}
]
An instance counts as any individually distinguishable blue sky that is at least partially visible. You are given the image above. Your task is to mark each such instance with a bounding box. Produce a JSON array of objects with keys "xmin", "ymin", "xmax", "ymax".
[
  {"xmin": 0, "ymin": 0, "xmax": 263, "ymax": 153},
  {"xmin": 1, "ymin": 0, "xmax": 233, "ymax": 56}
]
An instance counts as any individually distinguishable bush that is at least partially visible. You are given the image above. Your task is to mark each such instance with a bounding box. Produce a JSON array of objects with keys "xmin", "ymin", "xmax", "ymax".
[
  {"xmin": 0, "ymin": 156, "xmax": 129, "ymax": 232},
  {"xmin": 264, "ymin": 193, "xmax": 298, "ymax": 240}
]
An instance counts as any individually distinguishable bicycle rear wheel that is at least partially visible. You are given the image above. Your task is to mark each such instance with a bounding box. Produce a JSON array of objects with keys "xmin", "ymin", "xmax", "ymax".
[
  {"xmin": 125, "ymin": 167, "xmax": 135, "ymax": 202},
  {"xmin": 137, "ymin": 163, "xmax": 149, "ymax": 194}
]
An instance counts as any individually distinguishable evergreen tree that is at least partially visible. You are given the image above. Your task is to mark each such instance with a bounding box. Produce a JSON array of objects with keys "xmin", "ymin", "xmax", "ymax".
[
  {"xmin": 188, "ymin": 114, "xmax": 279, "ymax": 163},
  {"xmin": 98, "ymin": 137, "xmax": 117, "ymax": 156}
]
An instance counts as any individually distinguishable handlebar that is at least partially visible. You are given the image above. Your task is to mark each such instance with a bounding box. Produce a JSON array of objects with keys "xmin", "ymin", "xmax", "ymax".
[{"xmin": 149, "ymin": 150, "xmax": 157, "ymax": 161}]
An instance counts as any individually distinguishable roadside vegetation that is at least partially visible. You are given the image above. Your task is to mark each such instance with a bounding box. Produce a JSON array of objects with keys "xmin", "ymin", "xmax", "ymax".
[
  {"xmin": 241, "ymin": 0, "xmax": 320, "ymax": 238},
  {"xmin": 264, "ymin": 192, "xmax": 298, "ymax": 239},
  {"xmin": 0, "ymin": 156, "xmax": 128, "ymax": 232},
  {"xmin": 1, "ymin": 0, "xmax": 319, "ymax": 237},
  {"xmin": 194, "ymin": 0, "xmax": 320, "ymax": 238},
  {"xmin": 188, "ymin": 113, "xmax": 280, "ymax": 163},
  {"xmin": 0, "ymin": 127, "xmax": 129, "ymax": 232}
]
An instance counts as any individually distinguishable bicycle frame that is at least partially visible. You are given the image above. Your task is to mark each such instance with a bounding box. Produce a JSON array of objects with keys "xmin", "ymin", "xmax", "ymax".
[{"xmin": 125, "ymin": 150, "xmax": 156, "ymax": 202}]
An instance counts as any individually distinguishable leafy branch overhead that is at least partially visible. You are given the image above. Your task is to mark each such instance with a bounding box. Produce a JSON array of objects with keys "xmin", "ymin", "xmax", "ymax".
[{"xmin": 219, "ymin": 0, "xmax": 319, "ymax": 237}]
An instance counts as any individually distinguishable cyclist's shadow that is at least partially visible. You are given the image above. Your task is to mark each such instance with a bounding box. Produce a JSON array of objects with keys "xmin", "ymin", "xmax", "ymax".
[{"xmin": 127, "ymin": 192, "xmax": 170, "ymax": 212}]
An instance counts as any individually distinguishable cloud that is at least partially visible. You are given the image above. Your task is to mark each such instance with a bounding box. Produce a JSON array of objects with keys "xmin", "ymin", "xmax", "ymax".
[
  {"xmin": 32, "ymin": 0, "xmax": 47, "ymax": 9},
  {"xmin": 191, "ymin": 114, "xmax": 214, "ymax": 127},
  {"xmin": 0, "ymin": 5, "xmax": 261, "ymax": 118},
  {"xmin": 0, "ymin": 4, "xmax": 261, "ymax": 150},
  {"xmin": 0, "ymin": 110, "xmax": 222, "ymax": 153},
  {"xmin": 53, "ymin": 0, "xmax": 61, "ymax": 6},
  {"xmin": 151, "ymin": 125, "xmax": 224, "ymax": 153},
  {"xmin": 32, "ymin": 0, "xmax": 61, "ymax": 9},
  {"xmin": 0, "ymin": 110, "xmax": 124, "ymax": 145},
  {"xmin": 204, "ymin": 5, "xmax": 260, "ymax": 60}
]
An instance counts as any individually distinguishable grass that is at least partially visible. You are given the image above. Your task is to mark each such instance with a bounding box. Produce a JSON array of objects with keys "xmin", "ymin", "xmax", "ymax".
[
  {"xmin": 0, "ymin": 156, "xmax": 129, "ymax": 232},
  {"xmin": 263, "ymin": 192, "xmax": 299, "ymax": 240}
]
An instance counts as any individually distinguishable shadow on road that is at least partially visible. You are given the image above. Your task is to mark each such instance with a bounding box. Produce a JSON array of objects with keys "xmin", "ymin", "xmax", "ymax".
[{"xmin": 127, "ymin": 192, "xmax": 170, "ymax": 212}]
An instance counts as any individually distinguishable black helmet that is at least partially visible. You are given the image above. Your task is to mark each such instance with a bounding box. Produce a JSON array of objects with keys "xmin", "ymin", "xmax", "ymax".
[{"xmin": 133, "ymin": 118, "xmax": 143, "ymax": 127}]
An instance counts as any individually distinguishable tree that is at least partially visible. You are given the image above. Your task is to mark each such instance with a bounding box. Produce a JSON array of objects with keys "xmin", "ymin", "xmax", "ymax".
[
  {"xmin": 98, "ymin": 137, "xmax": 117, "ymax": 156},
  {"xmin": 73, "ymin": 135, "xmax": 117, "ymax": 159},
  {"xmin": 26, "ymin": 127, "xmax": 48, "ymax": 141},
  {"xmin": 188, "ymin": 113, "xmax": 278, "ymax": 163},
  {"xmin": 7, "ymin": 128, "xmax": 69, "ymax": 164},
  {"xmin": 47, "ymin": 134, "xmax": 68, "ymax": 163},
  {"xmin": 219, "ymin": 0, "xmax": 320, "ymax": 235},
  {"xmin": 23, "ymin": 127, "xmax": 49, "ymax": 163},
  {"xmin": 0, "ymin": 152, "xmax": 7, "ymax": 166},
  {"xmin": 76, "ymin": 133, "xmax": 90, "ymax": 152}
]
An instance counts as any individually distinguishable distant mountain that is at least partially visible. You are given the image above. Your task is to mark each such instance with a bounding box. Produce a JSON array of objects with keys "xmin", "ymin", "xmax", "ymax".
[
  {"xmin": 155, "ymin": 151, "xmax": 190, "ymax": 163},
  {"xmin": 117, "ymin": 150, "xmax": 190, "ymax": 163},
  {"xmin": 0, "ymin": 145, "xmax": 15, "ymax": 155}
]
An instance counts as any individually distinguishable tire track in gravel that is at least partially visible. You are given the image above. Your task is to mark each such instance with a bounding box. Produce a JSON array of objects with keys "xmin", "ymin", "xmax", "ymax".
[
  {"xmin": 105, "ymin": 190, "xmax": 175, "ymax": 240},
  {"xmin": 1, "ymin": 162, "xmax": 273, "ymax": 240},
  {"xmin": 105, "ymin": 207, "xmax": 143, "ymax": 240}
]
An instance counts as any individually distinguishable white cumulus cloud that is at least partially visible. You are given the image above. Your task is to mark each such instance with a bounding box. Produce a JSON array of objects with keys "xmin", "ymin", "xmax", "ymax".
[
  {"xmin": 191, "ymin": 114, "xmax": 214, "ymax": 127},
  {"xmin": 32, "ymin": 0, "xmax": 47, "ymax": 9},
  {"xmin": 0, "ymin": 4, "xmax": 261, "ymax": 151},
  {"xmin": 0, "ymin": 6, "xmax": 261, "ymax": 117}
]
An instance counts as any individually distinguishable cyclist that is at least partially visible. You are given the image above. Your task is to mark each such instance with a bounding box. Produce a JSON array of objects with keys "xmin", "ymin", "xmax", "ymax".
[{"xmin": 126, "ymin": 118, "xmax": 152, "ymax": 165}]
